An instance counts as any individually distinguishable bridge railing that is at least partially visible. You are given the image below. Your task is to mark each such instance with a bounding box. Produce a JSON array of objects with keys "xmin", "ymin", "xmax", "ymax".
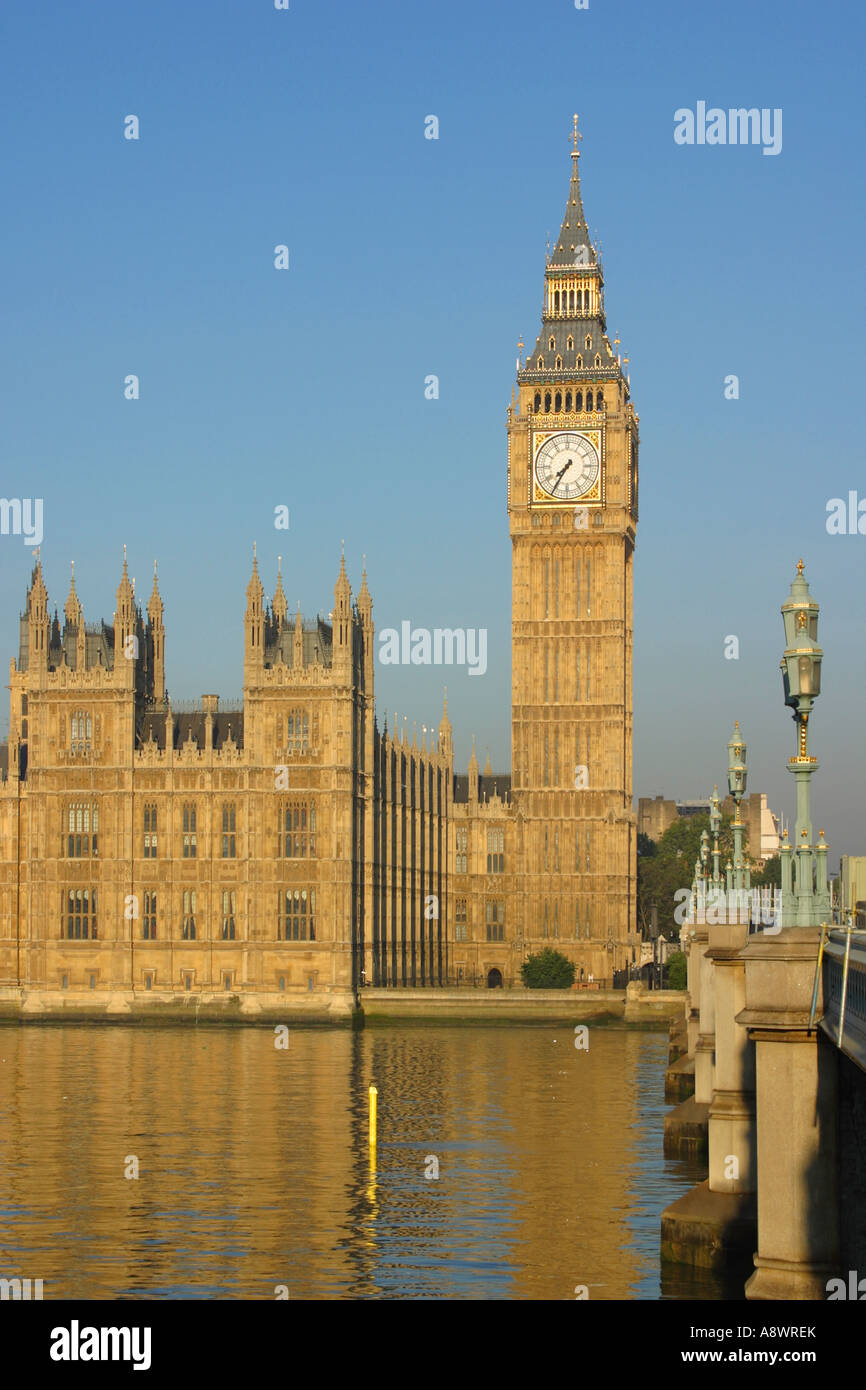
[{"xmin": 819, "ymin": 927, "xmax": 866, "ymax": 1071}]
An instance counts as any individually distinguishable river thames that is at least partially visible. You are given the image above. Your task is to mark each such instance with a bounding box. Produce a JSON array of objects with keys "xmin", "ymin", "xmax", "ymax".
[{"xmin": 0, "ymin": 1024, "xmax": 724, "ymax": 1300}]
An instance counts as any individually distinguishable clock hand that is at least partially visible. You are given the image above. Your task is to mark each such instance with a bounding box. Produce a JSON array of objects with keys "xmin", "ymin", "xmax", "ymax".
[{"xmin": 554, "ymin": 458, "xmax": 573, "ymax": 486}]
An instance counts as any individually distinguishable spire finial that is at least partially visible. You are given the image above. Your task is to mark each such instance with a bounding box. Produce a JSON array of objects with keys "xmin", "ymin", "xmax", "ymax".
[
  {"xmin": 571, "ymin": 112, "xmax": 582, "ymax": 158},
  {"xmin": 123, "ymin": 542, "xmax": 128, "ymax": 573},
  {"xmin": 153, "ymin": 558, "xmax": 158, "ymax": 581},
  {"xmin": 797, "ymin": 558, "xmax": 805, "ymax": 576},
  {"xmin": 277, "ymin": 554, "xmax": 282, "ymax": 577}
]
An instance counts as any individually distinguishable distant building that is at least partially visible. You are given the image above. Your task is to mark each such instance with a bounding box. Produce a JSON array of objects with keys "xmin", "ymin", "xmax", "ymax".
[
  {"xmin": 637, "ymin": 791, "xmax": 780, "ymax": 865},
  {"xmin": 838, "ymin": 857, "xmax": 866, "ymax": 925}
]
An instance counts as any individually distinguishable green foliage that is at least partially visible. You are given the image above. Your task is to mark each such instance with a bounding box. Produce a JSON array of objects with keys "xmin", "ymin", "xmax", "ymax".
[
  {"xmin": 521, "ymin": 948, "xmax": 576, "ymax": 989},
  {"xmin": 665, "ymin": 951, "xmax": 687, "ymax": 991},
  {"xmin": 751, "ymin": 856, "xmax": 781, "ymax": 888},
  {"xmin": 637, "ymin": 832, "xmax": 658, "ymax": 858},
  {"xmin": 637, "ymin": 811, "xmax": 739, "ymax": 938}
]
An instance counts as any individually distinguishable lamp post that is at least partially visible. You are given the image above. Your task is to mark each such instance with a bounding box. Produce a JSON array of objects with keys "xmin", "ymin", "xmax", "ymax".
[
  {"xmin": 709, "ymin": 785, "xmax": 722, "ymax": 890},
  {"xmin": 727, "ymin": 723, "xmax": 749, "ymax": 909},
  {"xmin": 779, "ymin": 560, "xmax": 829, "ymax": 926}
]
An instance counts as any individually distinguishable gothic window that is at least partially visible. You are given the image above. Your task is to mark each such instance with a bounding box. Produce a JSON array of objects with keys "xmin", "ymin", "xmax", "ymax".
[
  {"xmin": 279, "ymin": 888, "xmax": 316, "ymax": 940},
  {"xmin": 544, "ymin": 391, "xmax": 552, "ymax": 412},
  {"xmin": 222, "ymin": 802, "xmax": 237, "ymax": 858},
  {"xmin": 66, "ymin": 802, "xmax": 98, "ymax": 857},
  {"xmin": 455, "ymin": 898, "xmax": 468, "ymax": 940},
  {"xmin": 486, "ymin": 828, "xmax": 504, "ymax": 874},
  {"xmin": 143, "ymin": 803, "xmax": 157, "ymax": 858},
  {"xmin": 549, "ymin": 336, "xmax": 555, "ymax": 350},
  {"xmin": 555, "ymin": 357, "xmax": 562, "ymax": 371},
  {"xmin": 585, "ymin": 334, "xmax": 591, "ymax": 350},
  {"xmin": 70, "ymin": 710, "xmax": 92, "ymax": 754},
  {"xmin": 565, "ymin": 391, "xmax": 572, "ymax": 411},
  {"xmin": 287, "ymin": 710, "xmax": 310, "ymax": 752},
  {"xmin": 594, "ymin": 354, "xmax": 601, "ymax": 368},
  {"xmin": 455, "ymin": 828, "xmax": 468, "ymax": 874},
  {"xmin": 182, "ymin": 803, "xmax": 197, "ymax": 858},
  {"xmin": 485, "ymin": 900, "xmax": 504, "ymax": 942},
  {"xmin": 586, "ymin": 389, "xmax": 593, "ymax": 411},
  {"xmin": 554, "ymin": 391, "xmax": 562, "ymax": 412},
  {"xmin": 143, "ymin": 890, "xmax": 157, "ymax": 939},
  {"xmin": 595, "ymin": 388, "xmax": 604, "ymax": 411},
  {"xmin": 554, "ymin": 292, "xmax": 559, "ymax": 313},
  {"xmin": 281, "ymin": 802, "xmax": 316, "ymax": 857},
  {"xmin": 534, "ymin": 392, "xmax": 541, "ymax": 412},
  {"xmin": 222, "ymin": 889, "xmax": 236, "ymax": 940},
  {"xmin": 183, "ymin": 890, "xmax": 197, "ymax": 939},
  {"xmin": 575, "ymin": 390, "xmax": 583, "ymax": 410},
  {"xmin": 537, "ymin": 356, "xmax": 544, "ymax": 369},
  {"xmin": 64, "ymin": 887, "xmax": 97, "ymax": 939},
  {"xmin": 567, "ymin": 335, "xmax": 574, "ymax": 351},
  {"xmin": 569, "ymin": 290, "xmax": 575, "ymax": 313}
]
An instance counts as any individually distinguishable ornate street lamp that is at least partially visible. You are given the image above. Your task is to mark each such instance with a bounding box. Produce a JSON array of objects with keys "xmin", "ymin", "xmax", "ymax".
[
  {"xmin": 779, "ymin": 560, "xmax": 829, "ymax": 926},
  {"xmin": 727, "ymin": 722, "xmax": 749, "ymax": 896}
]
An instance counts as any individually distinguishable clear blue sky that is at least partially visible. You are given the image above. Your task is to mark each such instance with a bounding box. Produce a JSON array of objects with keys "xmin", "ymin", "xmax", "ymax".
[{"xmin": 2, "ymin": 0, "xmax": 864, "ymax": 854}]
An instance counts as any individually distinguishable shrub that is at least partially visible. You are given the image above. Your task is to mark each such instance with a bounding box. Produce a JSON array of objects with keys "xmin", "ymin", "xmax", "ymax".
[
  {"xmin": 521, "ymin": 948, "xmax": 576, "ymax": 989},
  {"xmin": 665, "ymin": 951, "xmax": 687, "ymax": 991}
]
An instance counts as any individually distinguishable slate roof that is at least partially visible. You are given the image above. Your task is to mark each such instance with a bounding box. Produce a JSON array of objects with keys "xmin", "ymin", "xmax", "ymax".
[
  {"xmin": 265, "ymin": 616, "xmax": 333, "ymax": 669},
  {"xmin": 453, "ymin": 773, "xmax": 512, "ymax": 805},
  {"xmin": 139, "ymin": 710, "xmax": 244, "ymax": 751},
  {"xmin": 550, "ymin": 153, "xmax": 597, "ymax": 270}
]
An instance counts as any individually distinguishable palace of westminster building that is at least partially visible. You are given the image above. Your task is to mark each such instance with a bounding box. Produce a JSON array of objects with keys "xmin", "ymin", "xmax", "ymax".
[{"xmin": 0, "ymin": 126, "xmax": 640, "ymax": 1005}]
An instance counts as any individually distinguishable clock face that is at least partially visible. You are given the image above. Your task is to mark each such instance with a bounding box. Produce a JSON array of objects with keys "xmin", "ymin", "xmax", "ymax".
[{"xmin": 534, "ymin": 432, "xmax": 600, "ymax": 500}]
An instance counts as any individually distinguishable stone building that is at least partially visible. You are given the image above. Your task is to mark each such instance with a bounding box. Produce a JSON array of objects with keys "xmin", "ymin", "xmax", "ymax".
[{"xmin": 0, "ymin": 124, "xmax": 640, "ymax": 1002}]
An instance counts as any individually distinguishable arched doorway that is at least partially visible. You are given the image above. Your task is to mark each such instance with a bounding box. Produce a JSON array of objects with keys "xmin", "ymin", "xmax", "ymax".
[{"xmin": 487, "ymin": 968, "xmax": 503, "ymax": 989}]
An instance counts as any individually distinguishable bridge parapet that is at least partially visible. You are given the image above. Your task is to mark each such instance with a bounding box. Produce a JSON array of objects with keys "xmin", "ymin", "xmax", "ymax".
[{"xmin": 820, "ymin": 929, "xmax": 866, "ymax": 1072}]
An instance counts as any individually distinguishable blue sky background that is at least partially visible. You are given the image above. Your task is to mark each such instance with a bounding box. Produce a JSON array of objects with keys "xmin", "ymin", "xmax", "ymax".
[{"xmin": 2, "ymin": 0, "xmax": 864, "ymax": 854}]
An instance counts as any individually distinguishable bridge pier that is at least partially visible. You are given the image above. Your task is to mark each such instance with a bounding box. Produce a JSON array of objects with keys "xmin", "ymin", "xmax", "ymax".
[{"xmin": 739, "ymin": 925, "xmax": 839, "ymax": 1300}]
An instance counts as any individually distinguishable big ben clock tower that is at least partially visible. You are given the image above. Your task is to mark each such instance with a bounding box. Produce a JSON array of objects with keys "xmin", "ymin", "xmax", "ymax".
[{"xmin": 508, "ymin": 117, "xmax": 639, "ymax": 981}]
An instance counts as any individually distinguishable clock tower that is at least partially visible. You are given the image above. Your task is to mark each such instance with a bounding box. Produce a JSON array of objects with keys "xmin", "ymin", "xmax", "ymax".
[{"xmin": 508, "ymin": 118, "xmax": 639, "ymax": 979}]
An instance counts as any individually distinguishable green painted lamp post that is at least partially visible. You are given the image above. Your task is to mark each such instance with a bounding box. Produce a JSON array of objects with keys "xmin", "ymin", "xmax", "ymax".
[
  {"xmin": 727, "ymin": 722, "xmax": 749, "ymax": 900},
  {"xmin": 709, "ymin": 785, "xmax": 722, "ymax": 889},
  {"xmin": 779, "ymin": 560, "xmax": 830, "ymax": 926}
]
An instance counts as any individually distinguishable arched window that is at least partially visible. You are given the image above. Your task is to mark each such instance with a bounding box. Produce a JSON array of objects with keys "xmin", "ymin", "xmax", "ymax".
[
  {"xmin": 594, "ymin": 353, "xmax": 601, "ymax": 368},
  {"xmin": 575, "ymin": 390, "xmax": 583, "ymax": 411},
  {"xmin": 544, "ymin": 391, "xmax": 552, "ymax": 412},
  {"xmin": 534, "ymin": 391, "xmax": 541, "ymax": 412},
  {"xmin": 554, "ymin": 391, "xmax": 562, "ymax": 412},
  {"xmin": 222, "ymin": 889, "xmax": 236, "ymax": 939},
  {"xmin": 143, "ymin": 803, "xmax": 157, "ymax": 858},
  {"xmin": 554, "ymin": 291, "xmax": 560, "ymax": 312},
  {"xmin": 586, "ymin": 389, "xmax": 593, "ymax": 411},
  {"xmin": 555, "ymin": 355, "xmax": 562, "ymax": 369},
  {"xmin": 567, "ymin": 336, "xmax": 574, "ymax": 351},
  {"xmin": 569, "ymin": 290, "xmax": 575, "ymax": 313},
  {"xmin": 182, "ymin": 803, "xmax": 197, "ymax": 858},
  {"xmin": 585, "ymin": 335, "xmax": 591, "ymax": 350},
  {"xmin": 222, "ymin": 803, "xmax": 236, "ymax": 858},
  {"xmin": 537, "ymin": 356, "xmax": 544, "ymax": 368},
  {"xmin": 182, "ymin": 890, "xmax": 196, "ymax": 939},
  {"xmin": 576, "ymin": 355, "xmax": 583, "ymax": 369},
  {"xmin": 287, "ymin": 710, "xmax": 309, "ymax": 752},
  {"xmin": 595, "ymin": 388, "xmax": 604, "ymax": 411},
  {"xmin": 549, "ymin": 336, "xmax": 555, "ymax": 351},
  {"xmin": 565, "ymin": 391, "xmax": 572, "ymax": 411},
  {"xmin": 70, "ymin": 711, "xmax": 92, "ymax": 754}
]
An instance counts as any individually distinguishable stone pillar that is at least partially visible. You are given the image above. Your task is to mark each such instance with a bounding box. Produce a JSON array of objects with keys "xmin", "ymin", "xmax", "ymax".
[
  {"xmin": 694, "ymin": 920, "xmax": 715, "ymax": 1105},
  {"xmin": 738, "ymin": 925, "xmax": 839, "ymax": 1299},
  {"xmin": 708, "ymin": 917, "xmax": 756, "ymax": 1194},
  {"xmin": 687, "ymin": 924, "xmax": 708, "ymax": 1057}
]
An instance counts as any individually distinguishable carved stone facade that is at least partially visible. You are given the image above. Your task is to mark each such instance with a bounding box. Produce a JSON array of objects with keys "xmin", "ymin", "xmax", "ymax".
[{"xmin": 0, "ymin": 131, "xmax": 637, "ymax": 999}]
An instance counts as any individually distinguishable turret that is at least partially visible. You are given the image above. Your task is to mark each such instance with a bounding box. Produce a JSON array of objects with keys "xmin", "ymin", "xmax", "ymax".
[
  {"xmin": 28, "ymin": 556, "xmax": 49, "ymax": 677},
  {"xmin": 147, "ymin": 560, "xmax": 165, "ymax": 702},
  {"xmin": 244, "ymin": 543, "xmax": 264, "ymax": 685},
  {"xmin": 114, "ymin": 545, "xmax": 136, "ymax": 686},
  {"xmin": 333, "ymin": 545, "xmax": 352, "ymax": 678}
]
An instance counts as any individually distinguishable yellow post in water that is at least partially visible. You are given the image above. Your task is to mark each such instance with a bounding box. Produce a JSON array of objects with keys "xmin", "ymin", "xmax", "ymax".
[{"xmin": 368, "ymin": 1084, "xmax": 378, "ymax": 1150}]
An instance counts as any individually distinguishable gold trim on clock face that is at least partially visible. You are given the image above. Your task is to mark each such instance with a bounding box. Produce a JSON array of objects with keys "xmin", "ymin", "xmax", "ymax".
[{"xmin": 532, "ymin": 430, "xmax": 602, "ymax": 503}]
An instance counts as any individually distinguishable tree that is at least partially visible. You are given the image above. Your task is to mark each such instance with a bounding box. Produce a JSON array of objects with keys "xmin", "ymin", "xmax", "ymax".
[
  {"xmin": 521, "ymin": 948, "xmax": 576, "ymax": 989},
  {"xmin": 637, "ymin": 811, "xmax": 739, "ymax": 939},
  {"xmin": 665, "ymin": 951, "xmax": 687, "ymax": 990},
  {"xmin": 751, "ymin": 856, "xmax": 781, "ymax": 888},
  {"xmin": 637, "ymin": 831, "xmax": 658, "ymax": 858}
]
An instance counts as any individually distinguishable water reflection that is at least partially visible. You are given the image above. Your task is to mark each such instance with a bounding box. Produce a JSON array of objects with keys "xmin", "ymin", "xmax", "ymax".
[{"xmin": 0, "ymin": 1024, "xmax": 717, "ymax": 1300}]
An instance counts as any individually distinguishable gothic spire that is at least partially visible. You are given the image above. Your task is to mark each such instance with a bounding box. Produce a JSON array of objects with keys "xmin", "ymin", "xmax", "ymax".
[
  {"xmin": 64, "ymin": 560, "xmax": 82, "ymax": 626},
  {"xmin": 549, "ymin": 114, "xmax": 598, "ymax": 270}
]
